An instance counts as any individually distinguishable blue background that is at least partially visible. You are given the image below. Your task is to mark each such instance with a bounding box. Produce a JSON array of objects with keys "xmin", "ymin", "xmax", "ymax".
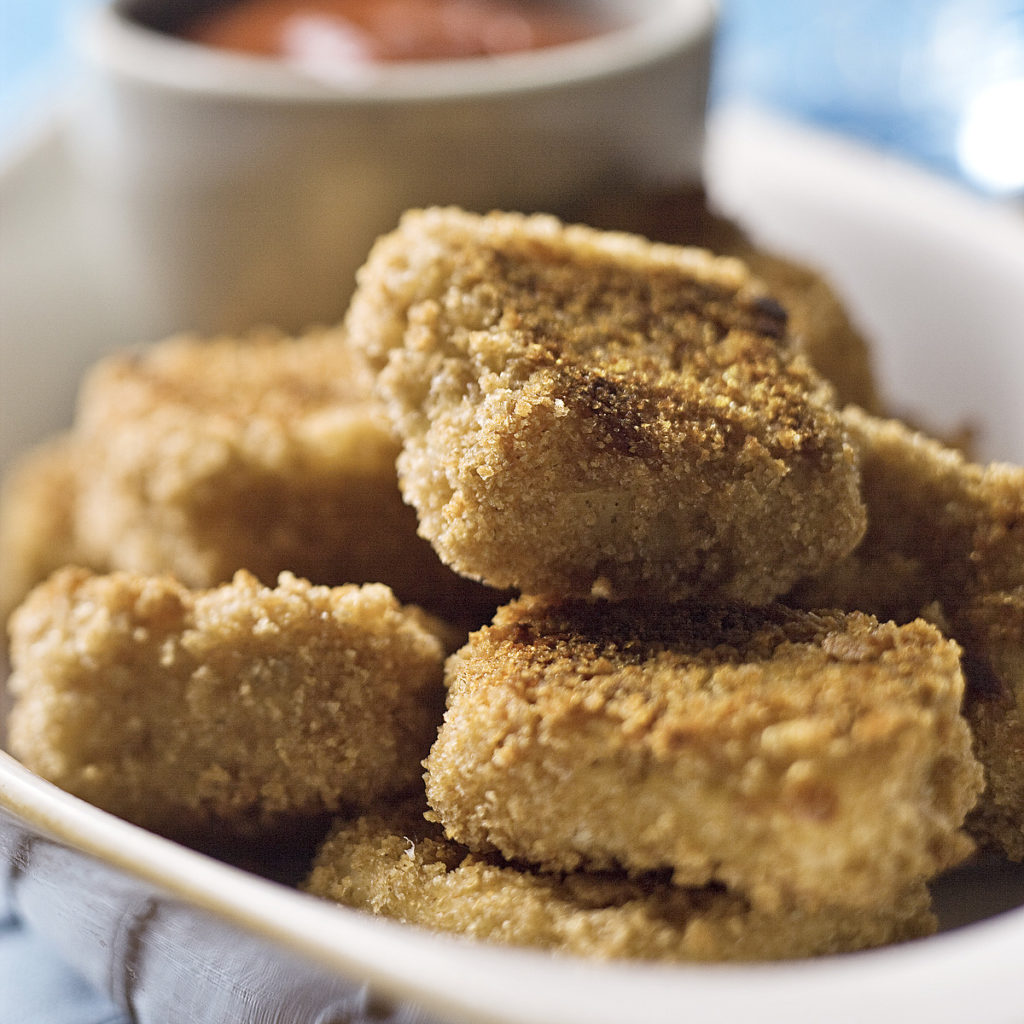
[{"xmin": 1, "ymin": 1, "xmax": 1023, "ymax": 1021}]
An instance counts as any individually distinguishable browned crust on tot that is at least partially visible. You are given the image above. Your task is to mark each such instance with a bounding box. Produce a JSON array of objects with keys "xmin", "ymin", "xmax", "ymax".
[
  {"xmin": 7, "ymin": 567, "xmax": 447, "ymax": 841},
  {"xmin": 346, "ymin": 207, "xmax": 865, "ymax": 603},
  {"xmin": 424, "ymin": 596, "xmax": 982, "ymax": 912},
  {"xmin": 576, "ymin": 186, "xmax": 882, "ymax": 413},
  {"xmin": 791, "ymin": 406, "xmax": 1024, "ymax": 620}
]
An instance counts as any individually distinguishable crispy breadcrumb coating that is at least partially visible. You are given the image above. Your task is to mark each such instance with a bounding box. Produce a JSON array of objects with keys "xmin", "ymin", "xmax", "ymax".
[
  {"xmin": 790, "ymin": 406, "xmax": 1024, "ymax": 618},
  {"xmin": 424, "ymin": 597, "xmax": 981, "ymax": 912},
  {"xmin": 303, "ymin": 799, "xmax": 936, "ymax": 962},
  {"xmin": 0, "ymin": 434, "xmax": 89, "ymax": 623},
  {"xmin": 70, "ymin": 327, "xmax": 502, "ymax": 629},
  {"xmin": 790, "ymin": 407, "xmax": 1024, "ymax": 858},
  {"xmin": 576, "ymin": 187, "xmax": 882, "ymax": 413},
  {"xmin": 960, "ymin": 587, "xmax": 1024, "ymax": 859},
  {"xmin": 7, "ymin": 568, "xmax": 447, "ymax": 841},
  {"xmin": 345, "ymin": 207, "xmax": 866, "ymax": 603}
]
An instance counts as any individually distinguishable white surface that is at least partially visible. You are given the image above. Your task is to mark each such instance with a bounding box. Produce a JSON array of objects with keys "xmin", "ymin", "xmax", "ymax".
[{"xmin": 2, "ymin": 105, "xmax": 1024, "ymax": 1024}]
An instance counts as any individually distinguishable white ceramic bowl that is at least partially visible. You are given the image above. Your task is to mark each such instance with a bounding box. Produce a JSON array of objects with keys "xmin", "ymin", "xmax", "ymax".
[
  {"xmin": 67, "ymin": 0, "xmax": 716, "ymax": 339},
  {"xmin": 2, "ymin": 105, "xmax": 1024, "ymax": 1024}
]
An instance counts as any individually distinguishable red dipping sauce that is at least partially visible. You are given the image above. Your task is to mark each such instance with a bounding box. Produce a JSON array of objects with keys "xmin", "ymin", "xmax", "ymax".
[{"xmin": 181, "ymin": 0, "xmax": 615, "ymax": 65}]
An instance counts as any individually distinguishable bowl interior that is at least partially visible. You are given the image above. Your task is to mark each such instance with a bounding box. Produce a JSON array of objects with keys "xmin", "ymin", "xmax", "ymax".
[{"xmin": 1, "ymin": 106, "xmax": 1023, "ymax": 1024}]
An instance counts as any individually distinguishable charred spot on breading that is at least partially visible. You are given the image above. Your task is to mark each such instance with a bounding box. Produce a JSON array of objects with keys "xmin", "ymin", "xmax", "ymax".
[
  {"xmin": 576, "ymin": 186, "xmax": 882, "ymax": 413},
  {"xmin": 346, "ymin": 207, "xmax": 865, "ymax": 603}
]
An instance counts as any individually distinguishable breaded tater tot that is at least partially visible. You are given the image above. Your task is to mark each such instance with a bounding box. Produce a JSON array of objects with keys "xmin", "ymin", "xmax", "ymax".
[
  {"xmin": 424, "ymin": 596, "xmax": 982, "ymax": 913},
  {"xmin": 345, "ymin": 207, "xmax": 866, "ymax": 604},
  {"xmin": 303, "ymin": 799, "xmax": 937, "ymax": 962},
  {"xmin": 70, "ymin": 328, "xmax": 503, "ymax": 629},
  {"xmin": 7, "ymin": 568, "xmax": 447, "ymax": 841}
]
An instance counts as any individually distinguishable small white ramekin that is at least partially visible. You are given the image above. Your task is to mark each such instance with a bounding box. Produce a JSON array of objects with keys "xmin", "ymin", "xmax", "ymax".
[{"xmin": 69, "ymin": 0, "xmax": 717, "ymax": 336}]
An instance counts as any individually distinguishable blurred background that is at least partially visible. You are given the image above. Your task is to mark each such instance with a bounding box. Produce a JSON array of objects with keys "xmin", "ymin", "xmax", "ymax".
[
  {"xmin": 0, "ymin": 1, "xmax": 1022, "ymax": 1022},
  {"xmin": 713, "ymin": 0, "xmax": 1024, "ymax": 198},
  {"xmin": 3, "ymin": 0, "xmax": 1024, "ymax": 197}
]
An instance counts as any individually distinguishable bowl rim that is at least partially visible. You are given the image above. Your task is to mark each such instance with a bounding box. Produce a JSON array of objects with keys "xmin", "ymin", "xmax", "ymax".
[
  {"xmin": 77, "ymin": 0, "xmax": 718, "ymax": 103},
  {"xmin": 4, "ymin": 744, "xmax": 1024, "ymax": 1024}
]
